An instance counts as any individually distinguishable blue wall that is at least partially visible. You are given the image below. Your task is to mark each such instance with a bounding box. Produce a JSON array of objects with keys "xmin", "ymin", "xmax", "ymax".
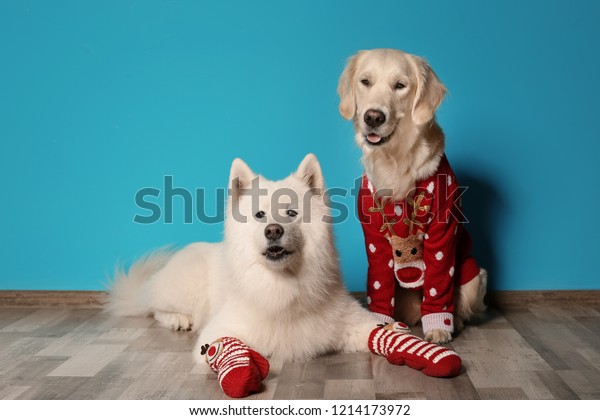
[{"xmin": 1, "ymin": 0, "xmax": 599, "ymax": 291}]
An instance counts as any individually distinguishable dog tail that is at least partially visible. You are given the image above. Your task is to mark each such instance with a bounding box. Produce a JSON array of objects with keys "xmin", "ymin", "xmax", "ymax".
[{"xmin": 105, "ymin": 247, "xmax": 175, "ymax": 316}]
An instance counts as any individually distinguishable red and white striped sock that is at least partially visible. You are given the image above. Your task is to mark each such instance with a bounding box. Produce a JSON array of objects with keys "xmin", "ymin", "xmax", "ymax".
[
  {"xmin": 368, "ymin": 323, "xmax": 462, "ymax": 377},
  {"xmin": 201, "ymin": 337, "xmax": 270, "ymax": 398}
]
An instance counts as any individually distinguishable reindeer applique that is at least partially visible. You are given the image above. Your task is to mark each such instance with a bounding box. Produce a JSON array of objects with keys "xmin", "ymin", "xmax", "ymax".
[{"xmin": 368, "ymin": 192, "xmax": 431, "ymax": 288}]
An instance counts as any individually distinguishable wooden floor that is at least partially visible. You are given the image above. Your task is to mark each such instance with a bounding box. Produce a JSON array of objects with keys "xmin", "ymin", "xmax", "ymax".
[{"xmin": 0, "ymin": 302, "xmax": 599, "ymax": 400}]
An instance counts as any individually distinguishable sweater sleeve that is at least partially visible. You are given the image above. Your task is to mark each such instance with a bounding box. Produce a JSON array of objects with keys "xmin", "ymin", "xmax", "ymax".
[
  {"xmin": 358, "ymin": 185, "xmax": 396, "ymax": 324},
  {"xmin": 421, "ymin": 176, "xmax": 460, "ymax": 334}
]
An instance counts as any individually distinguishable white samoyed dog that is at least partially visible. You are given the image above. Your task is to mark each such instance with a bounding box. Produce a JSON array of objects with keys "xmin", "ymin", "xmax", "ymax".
[{"xmin": 107, "ymin": 154, "xmax": 381, "ymax": 363}]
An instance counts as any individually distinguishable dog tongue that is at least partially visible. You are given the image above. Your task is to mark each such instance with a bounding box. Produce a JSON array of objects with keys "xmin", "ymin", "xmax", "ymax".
[{"xmin": 367, "ymin": 134, "xmax": 382, "ymax": 144}]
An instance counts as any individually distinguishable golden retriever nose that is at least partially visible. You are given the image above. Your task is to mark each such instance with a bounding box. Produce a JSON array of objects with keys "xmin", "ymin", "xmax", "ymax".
[
  {"xmin": 265, "ymin": 224, "xmax": 284, "ymax": 240},
  {"xmin": 364, "ymin": 109, "xmax": 386, "ymax": 128}
]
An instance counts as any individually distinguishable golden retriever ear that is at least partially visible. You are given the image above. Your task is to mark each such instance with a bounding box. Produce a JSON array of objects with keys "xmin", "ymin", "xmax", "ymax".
[
  {"xmin": 229, "ymin": 158, "xmax": 256, "ymax": 199},
  {"xmin": 296, "ymin": 153, "xmax": 325, "ymax": 191},
  {"xmin": 337, "ymin": 53, "xmax": 360, "ymax": 120},
  {"xmin": 409, "ymin": 55, "xmax": 447, "ymax": 125}
]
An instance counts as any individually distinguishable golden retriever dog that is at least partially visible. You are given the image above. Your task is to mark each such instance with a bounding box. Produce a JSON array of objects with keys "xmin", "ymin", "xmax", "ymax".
[{"xmin": 338, "ymin": 48, "xmax": 486, "ymax": 344}]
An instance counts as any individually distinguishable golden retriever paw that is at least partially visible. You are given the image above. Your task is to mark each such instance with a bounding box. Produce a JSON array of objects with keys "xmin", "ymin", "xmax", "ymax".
[{"xmin": 424, "ymin": 329, "xmax": 452, "ymax": 345}]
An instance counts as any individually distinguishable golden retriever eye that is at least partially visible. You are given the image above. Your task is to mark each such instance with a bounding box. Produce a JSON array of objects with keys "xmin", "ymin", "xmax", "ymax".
[
  {"xmin": 360, "ymin": 79, "xmax": 370, "ymax": 87},
  {"xmin": 395, "ymin": 82, "xmax": 406, "ymax": 90},
  {"xmin": 255, "ymin": 211, "xmax": 266, "ymax": 219},
  {"xmin": 287, "ymin": 209, "xmax": 298, "ymax": 217}
]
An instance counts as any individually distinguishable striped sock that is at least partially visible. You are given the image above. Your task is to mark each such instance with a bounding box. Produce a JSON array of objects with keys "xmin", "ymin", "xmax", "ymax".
[
  {"xmin": 201, "ymin": 337, "xmax": 270, "ymax": 398},
  {"xmin": 368, "ymin": 323, "xmax": 462, "ymax": 377}
]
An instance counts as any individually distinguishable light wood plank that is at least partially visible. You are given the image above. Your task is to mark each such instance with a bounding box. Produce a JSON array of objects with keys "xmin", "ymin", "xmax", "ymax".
[
  {"xmin": 272, "ymin": 358, "xmax": 327, "ymax": 399},
  {"xmin": 0, "ymin": 309, "xmax": 69, "ymax": 333},
  {"xmin": 47, "ymin": 344, "xmax": 128, "ymax": 377},
  {"xmin": 0, "ymin": 301, "xmax": 596, "ymax": 400},
  {"xmin": 478, "ymin": 387, "xmax": 528, "ymax": 400},
  {"xmin": 0, "ymin": 308, "xmax": 36, "ymax": 328},
  {"xmin": 0, "ymin": 385, "xmax": 31, "ymax": 399},
  {"xmin": 324, "ymin": 379, "xmax": 375, "ymax": 399}
]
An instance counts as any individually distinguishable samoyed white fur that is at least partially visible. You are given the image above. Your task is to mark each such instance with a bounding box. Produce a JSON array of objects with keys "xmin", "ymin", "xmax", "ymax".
[{"xmin": 107, "ymin": 154, "xmax": 380, "ymax": 363}]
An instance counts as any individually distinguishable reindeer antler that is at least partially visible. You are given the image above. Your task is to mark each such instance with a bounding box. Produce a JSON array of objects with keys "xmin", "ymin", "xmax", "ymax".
[
  {"xmin": 367, "ymin": 188, "xmax": 398, "ymax": 237},
  {"xmin": 403, "ymin": 193, "xmax": 431, "ymax": 235}
]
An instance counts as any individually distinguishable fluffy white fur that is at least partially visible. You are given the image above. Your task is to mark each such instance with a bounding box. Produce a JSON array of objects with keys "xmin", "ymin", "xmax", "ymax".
[
  {"xmin": 337, "ymin": 49, "xmax": 487, "ymax": 344},
  {"xmin": 107, "ymin": 154, "xmax": 380, "ymax": 362}
]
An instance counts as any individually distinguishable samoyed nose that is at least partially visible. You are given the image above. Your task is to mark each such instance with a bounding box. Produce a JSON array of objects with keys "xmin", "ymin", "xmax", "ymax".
[{"xmin": 264, "ymin": 224, "xmax": 284, "ymax": 240}]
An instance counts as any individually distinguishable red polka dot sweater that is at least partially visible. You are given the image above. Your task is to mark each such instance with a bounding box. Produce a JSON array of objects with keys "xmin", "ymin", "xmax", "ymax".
[{"xmin": 358, "ymin": 155, "xmax": 480, "ymax": 334}]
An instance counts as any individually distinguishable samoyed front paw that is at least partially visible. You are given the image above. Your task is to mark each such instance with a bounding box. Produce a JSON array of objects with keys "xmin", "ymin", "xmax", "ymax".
[
  {"xmin": 424, "ymin": 329, "xmax": 452, "ymax": 344},
  {"xmin": 154, "ymin": 311, "xmax": 193, "ymax": 331}
]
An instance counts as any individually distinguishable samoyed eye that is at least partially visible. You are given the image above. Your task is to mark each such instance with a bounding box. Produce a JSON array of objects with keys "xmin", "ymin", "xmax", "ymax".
[
  {"xmin": 287, "ymin": 209, "xmax": 298, "ymax": 218},
  {"xmin": 255, "ymin": 211, "xmax": 266, "ymax": 219}
]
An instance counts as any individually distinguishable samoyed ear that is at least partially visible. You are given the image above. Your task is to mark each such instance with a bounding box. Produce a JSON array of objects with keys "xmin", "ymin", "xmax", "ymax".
[
  {"xmin": 296, "ymin": 153, "xmax": 325, "ymax": 191},
  {"xmin": 229, "ymin": 158, "xmax": 256, "ymax": 199},
  {"xmin": 408, "ymin": 55, "xmax": 447, "ymax": 125}
]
